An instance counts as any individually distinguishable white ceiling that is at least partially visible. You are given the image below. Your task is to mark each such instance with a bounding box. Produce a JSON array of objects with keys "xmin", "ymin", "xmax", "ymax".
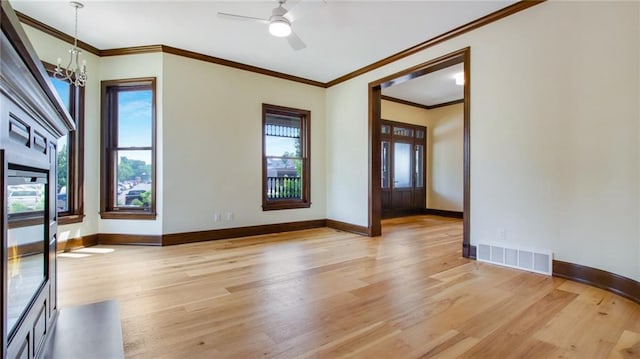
[
  {"xmin": 382, "ymin": 63, "xmax": 463, "ymax": 107},
  {"xmin": 11, "ymin": 0, "xmax": 516, "ymax": 84}
]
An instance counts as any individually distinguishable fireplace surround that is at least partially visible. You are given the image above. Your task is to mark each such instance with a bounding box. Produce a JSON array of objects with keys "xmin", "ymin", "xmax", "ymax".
[{"xmin": 1, "ymin": 1, "xmax": 75, "ymax": 358}]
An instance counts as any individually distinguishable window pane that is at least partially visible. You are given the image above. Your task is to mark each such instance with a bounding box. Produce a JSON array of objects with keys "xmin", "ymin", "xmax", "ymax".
[
  {"xmin": 262, "ymin": 104, "xmax": 310, "ymax": 210},
  {"xmin": 393, "ymin": 127, "xmax": 414, "ymax": 137},
  {"xmin": 416, "ymin": 130, "xmax": 425, "ymax": 139},
  {"xmin": 50, "ymin": 77, "xmax": 71, "ymax": 111},
  {"xmin": 265, "ymin": 114, "xmax": 300, "ymax": 134},
  {"xmin": 266, "ymin": 158, "xmax": 302, "ymax": 200},
  {"xmin": 57, "ymin": 134, "xmax": 69, "ymax": 212},
  {"xmin": 381, "ymin": 125, "xmax": 390, "ymax": 134},
  {"xmin": 394, "ymin": 142, "xmax": 412, "ymax": 188},
  {"xmin": 49, "ymin": 75, "xmax": 72, "ymax": 214},
  {"xmin": 381, "ymin": 141, "xmax": 390, "ymax": 188},
  {"xmin": 415, "ymin": 144, "xmax": 424, "ymax": 187},
  {"xmin": 265, "ymin": 136, "xmax": 300, "ymax": 157},
  {"xmin": 117, "ymin": 90, "xmax": 153, "ymax": 147},
  {"xmin": 265, "ymin": 114, "xmax": 301, "ymax": 158},
  {"xmin": 115, "ymin": 150, "xmax": 152, "ymax": 208}
]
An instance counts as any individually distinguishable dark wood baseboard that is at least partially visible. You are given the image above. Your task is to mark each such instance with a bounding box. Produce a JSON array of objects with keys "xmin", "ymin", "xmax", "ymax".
[
  {"xmin": 162, "ymin": 219, "xmax": 327, "ymax": 246},
  {"xmin": 56, "ymin": 220, "xmax": 331, "ymax": 247},
  {"xmin": 98, "ymin": 233, "xmax": 162, "ymax": 246},
  {"xmin": 423, "ymin": 208, "xmax": 464, "ymax": 219},
  {"xmin": 382, "ymin": 208, "xmax": 425, "ymax": 219},
  {"xmin": 553, "ymin": 260, "xmax": 640, "ymax": 305},
  {"xmin": 326, "ymin": 219, "xmax": 371, "ymax": 236},
  {"xmin": 57, "ymin": 234, "xmax": 98, "ymax": 252},
  {"xmin": 53, "ymin": 226, "xmax": 640, "ymax": 306}
]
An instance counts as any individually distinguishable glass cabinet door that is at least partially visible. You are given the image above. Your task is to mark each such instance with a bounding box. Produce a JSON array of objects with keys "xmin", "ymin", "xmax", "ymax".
[{"xmin": 6, "ymin": 169, "xmax": 47, "ymax": 338}]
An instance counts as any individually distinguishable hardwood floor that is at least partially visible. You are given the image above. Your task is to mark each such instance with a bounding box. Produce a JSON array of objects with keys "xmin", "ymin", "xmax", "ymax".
[{"xmin": 57, "ymin": 215, "xmax": 640, "ymax": 358}]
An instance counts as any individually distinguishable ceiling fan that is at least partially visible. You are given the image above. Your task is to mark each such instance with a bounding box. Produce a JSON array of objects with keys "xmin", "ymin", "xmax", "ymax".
[{"xmin": 218, "ymin": 0, "xmax": 306, "ymax": 51}]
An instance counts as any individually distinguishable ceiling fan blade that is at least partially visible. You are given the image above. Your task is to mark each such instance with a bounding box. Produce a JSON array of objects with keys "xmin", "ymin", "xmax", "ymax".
[
  {"xmin": 217, "ymin": 12, "xmax": 269, "ymax": 24},
  {"xmin": 287, "ymin": 31, "xmax": 306, "ymax": 51},
  {"xmin": 283, "ymin": 0, "xmax": 302, "ymax": 21}
]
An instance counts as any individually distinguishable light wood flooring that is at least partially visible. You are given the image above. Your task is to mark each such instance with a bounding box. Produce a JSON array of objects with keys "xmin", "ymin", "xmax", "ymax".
[{"xmin": 57, "ymin": 215, "xmax": 640, "ymax": 358}]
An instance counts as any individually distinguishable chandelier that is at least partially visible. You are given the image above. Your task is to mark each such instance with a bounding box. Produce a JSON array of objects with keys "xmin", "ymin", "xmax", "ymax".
[{"xmin": 54, "ymin": 1, "xmax": 87, "ymax": 87}]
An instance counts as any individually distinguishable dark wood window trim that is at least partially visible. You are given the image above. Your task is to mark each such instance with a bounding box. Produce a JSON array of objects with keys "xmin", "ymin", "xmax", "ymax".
[
  {"xmin": 100, "ymin": 77, "xmax": 157, "ymax": 220},
  {"xmin": 262, "ymin": 103, "xmax": 311, "ymax": 211},
  {"xmin": 43, "ymin": 62, "xmax": 85, "ymax": 225}
]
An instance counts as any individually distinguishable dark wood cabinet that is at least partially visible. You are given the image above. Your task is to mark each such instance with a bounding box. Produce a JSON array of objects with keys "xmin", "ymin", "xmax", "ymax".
[{"xmin": 1, "ymin": 2, "xmax": 75, "ymax": 358}]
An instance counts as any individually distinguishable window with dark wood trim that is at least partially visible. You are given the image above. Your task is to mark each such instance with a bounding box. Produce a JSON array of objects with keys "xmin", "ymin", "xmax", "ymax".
[
  {"xmin": 44, "ymin": 62, "xmax": 85, "ymax": 225},
  {"xmin": 262, "ymin": 103, "xmax": 311, "ymax": 211},
  {"xmin": 100, "ymin": 78, "xmax": 157, "ymax": 219}
]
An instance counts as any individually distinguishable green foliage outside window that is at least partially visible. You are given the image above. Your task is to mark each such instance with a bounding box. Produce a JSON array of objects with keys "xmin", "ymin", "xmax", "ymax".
[
  {"xmin": 131, "ymin": 190, "xmax": 152, "ymax": 207},
  {"xmin": 118, "ymin": 157, "xmax": 151, "ymax": 182}
]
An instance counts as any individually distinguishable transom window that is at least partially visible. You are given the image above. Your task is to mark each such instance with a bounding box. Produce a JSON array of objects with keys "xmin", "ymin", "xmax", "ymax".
[
  {"xmin": 262, "ymin": 104, "xmax": 311, "ymax": 211},
  {"xmin": 100, "ymin": 78, "xmax": 156, "ymax": 219}
]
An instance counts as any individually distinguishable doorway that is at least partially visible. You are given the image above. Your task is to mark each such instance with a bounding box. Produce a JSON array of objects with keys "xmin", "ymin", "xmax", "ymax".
[
  {"xmin": 368, "ymin": 47, "xmax": 472, "ymax": 258},
  {"xmin": 381, "ymin": 120, "xmax": 426, "ymax": 218}
]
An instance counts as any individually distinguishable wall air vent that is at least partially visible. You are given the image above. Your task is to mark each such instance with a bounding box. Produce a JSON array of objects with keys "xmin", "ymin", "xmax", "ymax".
[{"xmin": 477, "ymin": 242, "xmax": 553, "ymax": 275}]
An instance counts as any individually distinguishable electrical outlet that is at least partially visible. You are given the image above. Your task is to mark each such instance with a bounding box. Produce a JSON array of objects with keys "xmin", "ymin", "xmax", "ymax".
[
  {"xmin": 214, "ymin": 213, "xmax": 221, "ymax": 222},
  {"xmin": 498, "ymin": 228, "xmax": 506, "ymax": 241},
  {"xmin": 226, "ymin": 212, "xmax": 234, "ymax": 221}
]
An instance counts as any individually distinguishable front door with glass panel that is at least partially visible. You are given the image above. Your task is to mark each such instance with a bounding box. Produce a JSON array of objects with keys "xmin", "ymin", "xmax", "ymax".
[{"xmin": 381, "ymin": 120, "xmax": 426, "ymax": 217}]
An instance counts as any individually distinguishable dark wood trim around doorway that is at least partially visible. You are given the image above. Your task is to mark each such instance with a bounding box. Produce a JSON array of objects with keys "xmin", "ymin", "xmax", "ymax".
[
  {"xmin": 381, "ymin": 95, "xmax": 464, "ymax": 111},
  {"xmin": 369, "ymin": 47, "xmax": 472, "ymax": 258}
]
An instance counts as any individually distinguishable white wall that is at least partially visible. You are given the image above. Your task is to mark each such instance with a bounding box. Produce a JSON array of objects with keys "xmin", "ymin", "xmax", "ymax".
[
  {"xmin": 24, "ymin": 25, "xmax": 165, "ymax": 236},
  {"xmin": 326, "ymin": 1, "xmax": 640, "ymax": 281},
  {"xmin": 24, "ymin": 24, "xmax": 326, "ymax": 238},
  {"xmin": 98, "ymin": 54, "xmax": 164, "ymax": 235},
  {"xmin": 22, "ymin": 1, "xmax": 640, "ymax": 282},
  {"xmin": 380, "ymin": 99, "xmax": 430, "ymax": 127},
  {"xmin": 162, "ymin": 53, "xmax": 326, "ymax": 234},
  {"xmin": 326, "ymin": 80, "xmax": 368, "ymax": 226},
  {"xmin": 22, "ymin": 25, "xmax": 101, "ymax": 242},
  {"xmin": 426, "ymin": 104, "xmax": 463, "ymax": 212}
]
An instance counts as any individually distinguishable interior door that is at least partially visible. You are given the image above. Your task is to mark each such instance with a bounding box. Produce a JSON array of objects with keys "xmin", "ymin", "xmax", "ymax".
[{"xmin": 381, "ymin": 120, "xmax": 426, "ymax": 217}]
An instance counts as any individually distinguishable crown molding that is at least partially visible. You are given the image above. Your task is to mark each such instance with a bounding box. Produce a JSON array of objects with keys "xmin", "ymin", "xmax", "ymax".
[
  {"xmin": 16, "ymin": 11, "xmax": 101, "ymax": 56},
  {"xmin": 326, "ymin": 0, "xmax": 545, "ymax": 87},
  {"xmin": 16, "ymin": 0, "xmax": 545, "ymax": 89}
]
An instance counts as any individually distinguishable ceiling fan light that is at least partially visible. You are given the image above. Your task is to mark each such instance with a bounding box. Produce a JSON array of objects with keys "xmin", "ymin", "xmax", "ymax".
[{"xmin": 269, "ymin": 19, "xmax": 291, "ymax": 37}]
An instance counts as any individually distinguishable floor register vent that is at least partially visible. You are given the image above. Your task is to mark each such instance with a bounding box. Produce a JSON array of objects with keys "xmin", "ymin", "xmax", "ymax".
[{"xmin": 477, "ymin": 242, "xmax": 553, "ymax": 276}]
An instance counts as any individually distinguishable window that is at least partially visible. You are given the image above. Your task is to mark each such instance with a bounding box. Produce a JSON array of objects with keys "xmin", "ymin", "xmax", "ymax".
[
  {"xmin": 262, "ymin": 104, "xmax": 310, "ymax": 210},
  {"xmin": 100, "ymin": 78, "xmax": 156, "ymax": 219},
  {"xmin": 45, "ymin": 63, "xmax": 84, "ymax": 225}
]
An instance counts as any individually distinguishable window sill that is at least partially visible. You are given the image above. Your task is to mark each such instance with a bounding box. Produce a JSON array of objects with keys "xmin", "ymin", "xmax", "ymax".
[
  {"xmin": 100, "ymin": 211, "xmax": 157, "ymax": 220},
  {"xmin": 58, "ymin": 214, "xmax": 85, "ymax": 226},
  {"xmin": 262, "ymin": 201, "xmax": 311, "ymax": 211}
]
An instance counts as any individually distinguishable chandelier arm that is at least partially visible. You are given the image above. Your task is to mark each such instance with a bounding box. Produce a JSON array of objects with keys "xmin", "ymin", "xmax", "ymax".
[{"xmin": 56, "ymin": 2, "xmax": 87, "ymax": 87}]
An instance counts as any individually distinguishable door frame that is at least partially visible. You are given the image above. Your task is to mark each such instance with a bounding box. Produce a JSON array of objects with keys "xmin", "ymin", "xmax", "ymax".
[{"xmin": 368, "ymin": 47, "xmax": 473, "ymax": 258}]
